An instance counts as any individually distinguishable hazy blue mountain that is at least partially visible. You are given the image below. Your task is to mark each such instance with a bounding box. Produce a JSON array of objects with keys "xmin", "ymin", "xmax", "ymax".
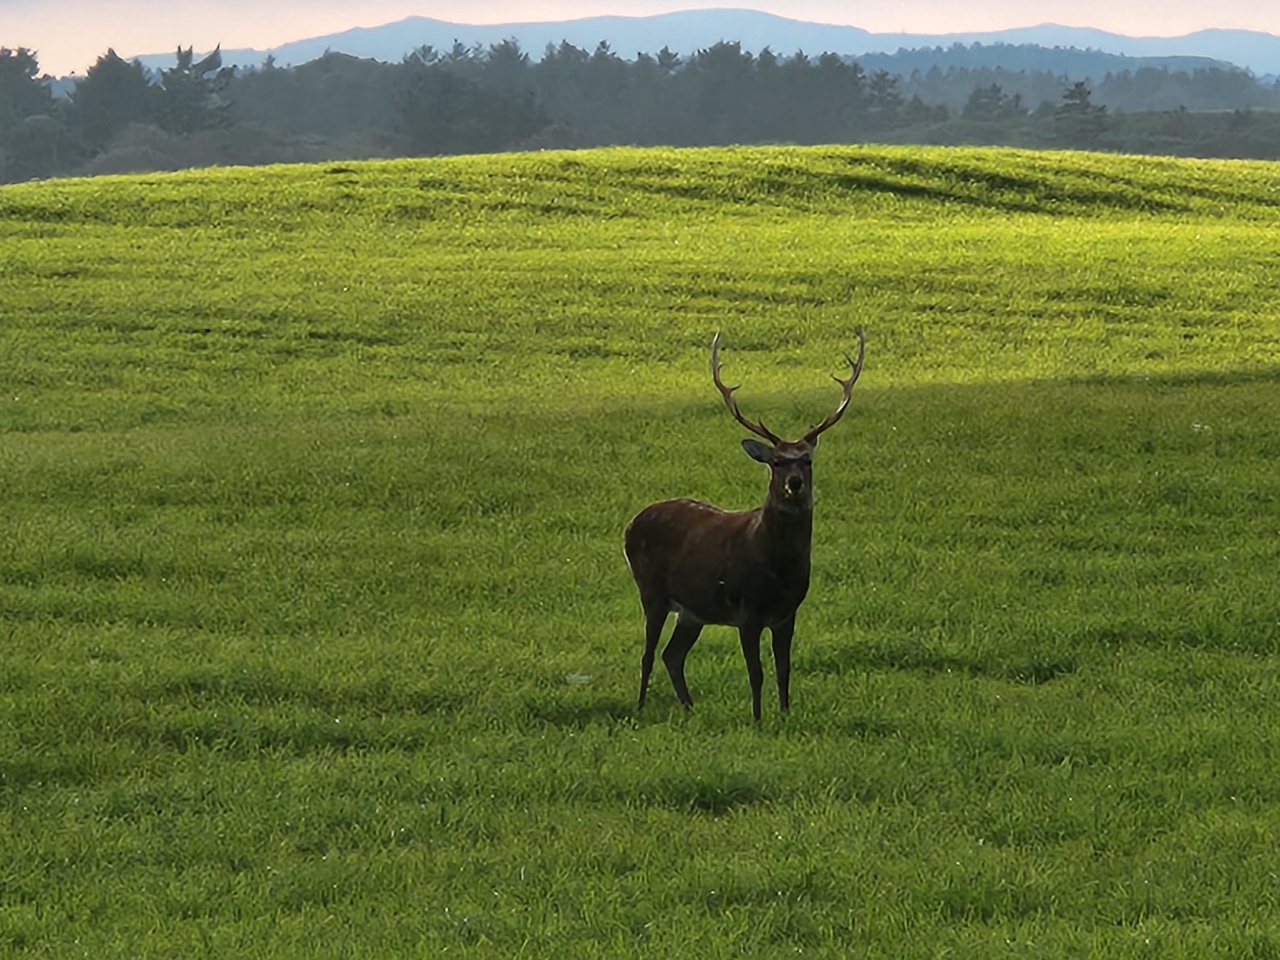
[
  {"xmin": 856, "ymin": 45, "xmax": 1232, "ymax": 81},
  {"xmin": 128, "ymin": 9, "xmax": 1280, "ymax": 77}
]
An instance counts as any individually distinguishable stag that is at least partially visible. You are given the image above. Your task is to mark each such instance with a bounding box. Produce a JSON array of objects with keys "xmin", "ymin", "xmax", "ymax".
[{"xmin": 624, "ymin": 330, "xmax": 865, "ymax": 720}]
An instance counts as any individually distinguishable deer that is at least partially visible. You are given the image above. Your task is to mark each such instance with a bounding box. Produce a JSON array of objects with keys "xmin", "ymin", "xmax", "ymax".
[{"xmin": 624, "ymin": 329, "xmax": 865, "ymax": 721}]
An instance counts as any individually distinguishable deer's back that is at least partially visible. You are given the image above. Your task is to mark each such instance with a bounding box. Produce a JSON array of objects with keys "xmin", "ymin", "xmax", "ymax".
[{"xmin": 625, "ymin": 497, "xmax": 749, "ymax": 559}]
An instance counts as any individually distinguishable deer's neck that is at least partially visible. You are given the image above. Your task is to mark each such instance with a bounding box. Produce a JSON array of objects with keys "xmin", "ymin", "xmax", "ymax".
[{"xmin": 757, "ymin": 497, "xmax": 814, "ymax": 561}]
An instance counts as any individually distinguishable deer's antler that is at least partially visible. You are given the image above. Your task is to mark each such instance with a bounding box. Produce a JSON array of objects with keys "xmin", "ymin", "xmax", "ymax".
[
  {"xmin": 803, "ymin": 327, "xmax": 865, "ymax": 444},
  {"xmin": 711, "ymin": 333, "xmax": 782, "ymax": 445}
]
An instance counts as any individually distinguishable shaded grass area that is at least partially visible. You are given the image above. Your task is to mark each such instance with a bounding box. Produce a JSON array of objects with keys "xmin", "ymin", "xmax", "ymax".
[
  {"xmin": 4, "ymin": 374, "xmax": 1280, "ymax": 956},
  {"xmin": 3, "ymin": 145, "xmax": 1280, "ymax": 956}
]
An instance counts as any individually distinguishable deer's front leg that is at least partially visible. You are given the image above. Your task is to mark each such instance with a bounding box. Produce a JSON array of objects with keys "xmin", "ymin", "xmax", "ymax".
[
  {"xmin": 771, "ymin": 615, "xmax": 795, "ymax": 713},
  {"xmin": 738, "ymin": 622, "xmax": 766, "ymax": 721}
]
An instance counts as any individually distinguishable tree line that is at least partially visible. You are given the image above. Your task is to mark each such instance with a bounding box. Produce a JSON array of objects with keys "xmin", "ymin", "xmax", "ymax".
[{"xmin": 4, "ymin": 39, "xmax": 1280, "ymax": 183}]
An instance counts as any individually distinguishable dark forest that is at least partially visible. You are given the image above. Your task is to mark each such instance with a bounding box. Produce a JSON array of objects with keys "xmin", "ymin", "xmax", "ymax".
[{"xmin": 4, "ymin": 38, "xmax": 1280, "ymax": 182}]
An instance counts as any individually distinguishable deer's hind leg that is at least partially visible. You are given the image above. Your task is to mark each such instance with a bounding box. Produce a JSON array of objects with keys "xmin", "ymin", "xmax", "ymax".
[
  {"xmin": 637, "ymin": 599, "xmax": 670, "ymax": 711},
  {"xmin": 662, "ymin": 614, "xmax": 705, "ymax": 710}
]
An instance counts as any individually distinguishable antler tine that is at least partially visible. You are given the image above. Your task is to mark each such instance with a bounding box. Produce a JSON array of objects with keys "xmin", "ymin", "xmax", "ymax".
[
  {"xmin": 710, "ymin": 332, "xmax": 782, "ymax": 445},
  {"xmin": 803, "ymin": 327, "xmax": 866, "ymax": 444}
]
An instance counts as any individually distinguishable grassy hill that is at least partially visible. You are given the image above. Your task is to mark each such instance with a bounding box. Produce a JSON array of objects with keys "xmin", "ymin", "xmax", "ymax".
[{"xmin": 3, "ymin": 145, "xmax": 1280, "ymax": 957}]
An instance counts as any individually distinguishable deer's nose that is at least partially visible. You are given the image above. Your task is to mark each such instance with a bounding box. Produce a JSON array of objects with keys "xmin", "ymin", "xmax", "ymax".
[{"xmin": 786, "ymin": 475, "xmax": 804, "ymax": 495}]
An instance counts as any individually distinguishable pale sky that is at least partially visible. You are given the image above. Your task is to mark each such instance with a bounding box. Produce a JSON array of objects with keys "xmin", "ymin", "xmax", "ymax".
[{"xmin": 4, "ymin": 0, "xmax": 1278, "ymax": 77}]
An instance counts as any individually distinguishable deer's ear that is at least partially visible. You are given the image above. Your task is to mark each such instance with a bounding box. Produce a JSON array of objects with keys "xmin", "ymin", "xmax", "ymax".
[{"xmin": 741, "ymin": 439, "xmax": 773, "ymax": 463}]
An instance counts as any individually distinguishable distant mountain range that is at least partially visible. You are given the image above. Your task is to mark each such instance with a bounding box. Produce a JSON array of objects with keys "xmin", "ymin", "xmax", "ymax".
[{"xmin": 129, "ymin": 9, "xmax": 1280, "ymax": 79}]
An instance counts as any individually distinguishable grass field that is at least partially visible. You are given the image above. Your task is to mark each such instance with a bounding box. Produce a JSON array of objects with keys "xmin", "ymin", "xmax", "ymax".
[{"xmin": 3, "ymin": 145, "xmax": 1280, "ymax": 957}]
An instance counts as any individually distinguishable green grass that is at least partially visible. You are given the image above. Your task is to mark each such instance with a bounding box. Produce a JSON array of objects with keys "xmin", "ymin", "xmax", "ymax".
[{"xmin": 3, "ymin": 145, "xmax": 1280, "ymax": 957}]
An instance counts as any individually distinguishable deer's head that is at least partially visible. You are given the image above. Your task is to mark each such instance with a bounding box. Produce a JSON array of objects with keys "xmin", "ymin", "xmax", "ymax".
[{"xmin": 711, "ymin": 330, "xmax": 865, "ymax": 511}]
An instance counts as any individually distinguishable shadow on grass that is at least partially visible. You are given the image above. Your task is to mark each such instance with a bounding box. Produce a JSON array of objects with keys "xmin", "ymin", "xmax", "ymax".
[
  {"xmin": 1, "ymin": 753, "xmax": 105, "ymax": 791},
  {"xmin": 817, "ymin": 714, "xmax": 901, "ymax": 738},
  {"xmin": 523, "ymin": 696, "xmax": 636, "ymax": 728},
  {"xmin": 150, "ymin": 669, "xmax": 473, "ymax": 715},
  {"xmin": 809, "ymin": 642, "xmax": 1077, "ymax": 686},
  {"xmin": 1070, "ymin": 364, "xmax": 1280, "ymax": 390},
  {"xmin": 154, "ymin": 711, "xmax": 435, "ymax": 756},
  {"xmin": 639, "ymin": 771, "xmax": 772, "ymax": 815}
]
